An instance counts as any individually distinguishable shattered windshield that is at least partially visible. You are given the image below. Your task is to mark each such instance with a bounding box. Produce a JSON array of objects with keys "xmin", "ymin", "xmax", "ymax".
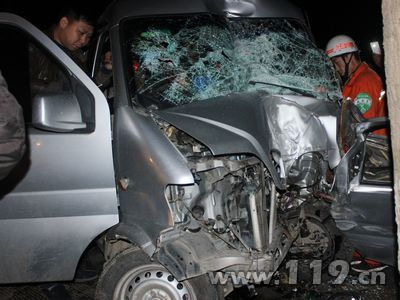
[{"xmin": 123, "ymin": 15, "xmax": 341, "ymax": 108}]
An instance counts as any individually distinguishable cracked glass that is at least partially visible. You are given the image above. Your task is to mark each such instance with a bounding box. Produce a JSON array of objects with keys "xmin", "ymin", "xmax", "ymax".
[{"xmin": 123, "ymin": 15, "xmax": 341, "ymax": 108}]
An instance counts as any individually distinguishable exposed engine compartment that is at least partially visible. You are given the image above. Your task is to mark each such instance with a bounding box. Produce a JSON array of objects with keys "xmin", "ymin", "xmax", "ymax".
[
  {"xmin": 158, "ymin": 119, "xmax": 336, "ymax": 280},
  {"xmin": 166, "ymin": 126, "xmax": 269, "ymax": 251}
]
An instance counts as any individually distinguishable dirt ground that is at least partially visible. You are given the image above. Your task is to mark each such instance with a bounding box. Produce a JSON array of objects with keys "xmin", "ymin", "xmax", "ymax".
[
  {"xmin": 0, "ymin": 263, "xmax": 398, "ymax": 300},
  {"xmin": 228, "ymin": 265, "xmax": 399, "ymax": 300}
]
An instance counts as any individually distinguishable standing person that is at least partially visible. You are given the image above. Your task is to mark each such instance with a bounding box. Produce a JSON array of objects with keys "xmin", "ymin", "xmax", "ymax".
[
  {"xmin": 369, "ymin": 40, "xmax": 386, "ymax": 82},
  {"xmin": 96, "ymin": 50, "xmax": 113, "ymax": 98},
  {"xmin": 49, "ymin": 7, "xmax": 95, "ymax": 69},
  {"xmin": 96, "ymin": 49, "xmax": 114, "ymax": 113},
  {"xmin": 0, "ymin": 70, "xmax": 25, "ymax": 180},
  {"xmin": 30, "ymin": 6, "xmax": 95, "ymax": 95},
  {"xmin": 325, "ymin": 35, "xmax": 387, "ymax": 135}
]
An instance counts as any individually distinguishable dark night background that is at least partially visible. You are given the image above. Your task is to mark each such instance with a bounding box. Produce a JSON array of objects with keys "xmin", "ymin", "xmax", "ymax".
[
  {"xmin": 1, "ymin": 0, "xmax": 384, "ymax": 65},
  {"xmin": 293, "ymin": 0, "xmax": 384, "ymax": 58}
]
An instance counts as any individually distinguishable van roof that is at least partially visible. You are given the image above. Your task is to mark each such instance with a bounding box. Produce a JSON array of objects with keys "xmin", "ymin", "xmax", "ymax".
[{"xmin": 99, "ymin": 0, "xmax": 308, "ymax": 27}]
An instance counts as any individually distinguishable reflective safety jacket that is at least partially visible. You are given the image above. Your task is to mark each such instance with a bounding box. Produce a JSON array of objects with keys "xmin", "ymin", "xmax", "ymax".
[{"xmin": 343, "ymin": 62, "xmax": 387, "ymax": 135}]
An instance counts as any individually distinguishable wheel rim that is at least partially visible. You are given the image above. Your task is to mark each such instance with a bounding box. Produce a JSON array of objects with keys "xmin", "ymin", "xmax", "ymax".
[{"xmin": 113, "ymin": 264, "xmax": 196, "ymax": 300}]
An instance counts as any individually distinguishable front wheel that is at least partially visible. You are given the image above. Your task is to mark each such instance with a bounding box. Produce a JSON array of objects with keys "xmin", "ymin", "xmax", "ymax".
[
  {"xmin": 95, "ymin": 247, "xmax": 220, "ymax": 300},
  {"xmin": 289, "ymin": 217, "xmax": 336, "ymax": 267}
]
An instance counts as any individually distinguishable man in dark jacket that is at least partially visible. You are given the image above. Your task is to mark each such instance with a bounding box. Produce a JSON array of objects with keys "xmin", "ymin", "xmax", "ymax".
[
  {"xmin": 30, "ymin": 7, "xmax": 95, "ymax": 96},
  {"xmin": 0, "ymin": 70, "xmax": 25, "ymax": 180}
]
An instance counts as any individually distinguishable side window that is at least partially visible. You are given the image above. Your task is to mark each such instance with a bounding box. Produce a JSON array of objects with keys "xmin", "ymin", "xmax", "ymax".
[
  {"xmin": 0, "ymin": 24, "xmax": 95, "ymax": 132},
  {"xmin": 93, "ymin": 34, "xmax": 114, "ymax": 113},
  {"xmin": 361, "ymin": 133, "xmax": 392, "ymax": 185}
]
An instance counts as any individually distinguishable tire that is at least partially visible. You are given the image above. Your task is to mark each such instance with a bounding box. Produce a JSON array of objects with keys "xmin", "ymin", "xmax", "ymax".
[
  {"xmin": 289, "ymin": 217, "xmax": 336, "ymax": 267},
  {"xmin": 286, "ymin": 217, "xmax": 338, "ymax": 283},
  {"xmin": 95, "ymin": 247, "xmax": 220, "ymax": 300},
  {"xmin": 327, "ymin": 219, "xmax": 355, "ymax": 263}
]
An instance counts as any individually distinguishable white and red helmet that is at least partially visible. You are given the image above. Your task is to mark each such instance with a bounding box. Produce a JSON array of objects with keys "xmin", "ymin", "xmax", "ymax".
[{"xmin": 325, "ymin": 35, "xmax": 359, "ymax": 58}]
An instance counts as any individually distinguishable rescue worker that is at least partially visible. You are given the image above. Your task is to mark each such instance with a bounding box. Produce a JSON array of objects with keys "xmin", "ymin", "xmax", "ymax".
[{"xmin": 325, "ymin": 35, "xmax": 387, "ymax": 135}]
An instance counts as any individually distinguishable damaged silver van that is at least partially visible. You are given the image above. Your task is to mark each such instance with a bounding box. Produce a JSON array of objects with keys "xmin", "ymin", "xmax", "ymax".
[{"xmin": 0, "ymin": 0, "xmax": 394, "ymax": 299}]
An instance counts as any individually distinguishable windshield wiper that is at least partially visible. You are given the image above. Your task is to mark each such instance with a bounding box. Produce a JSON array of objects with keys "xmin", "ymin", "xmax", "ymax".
[{"xmin": 248, "ymin": 80, "xmax": 315, "ymax": 98}]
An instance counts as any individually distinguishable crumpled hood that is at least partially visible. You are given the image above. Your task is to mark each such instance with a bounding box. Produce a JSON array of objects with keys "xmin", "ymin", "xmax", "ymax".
[
  {"xmin": 156, "ymin": 91, "xmax": 340, "ymax": 189},
  {"xmin": 270, "ymin": 94, "xmax": 341, "ymax": 172}
]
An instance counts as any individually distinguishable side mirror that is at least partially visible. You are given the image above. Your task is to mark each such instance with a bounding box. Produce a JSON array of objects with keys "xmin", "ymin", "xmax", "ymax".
[{"xmin": 32, "ymin": 92, "xmax": 87, "ymax": 132}]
